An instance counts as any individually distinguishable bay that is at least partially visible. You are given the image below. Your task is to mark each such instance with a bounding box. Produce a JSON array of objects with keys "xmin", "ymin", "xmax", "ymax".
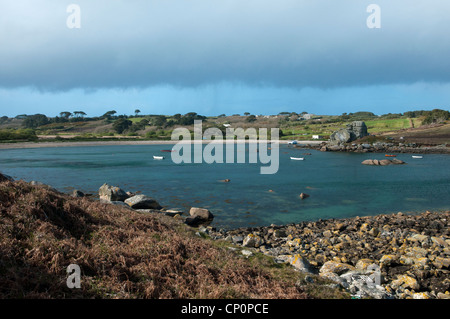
[{"xmin": 0, "ymin": 144, "xmax": 449, "ymax": 229}]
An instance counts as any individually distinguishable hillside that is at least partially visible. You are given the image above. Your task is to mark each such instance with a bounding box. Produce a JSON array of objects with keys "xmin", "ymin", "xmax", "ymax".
[
  {"xmin": 0, "ymin": 110, "xmax": 448, "ymax": 145},
  {"xmin": 0, "ymin": 174, "xmax": 346, "ymax": 299}
]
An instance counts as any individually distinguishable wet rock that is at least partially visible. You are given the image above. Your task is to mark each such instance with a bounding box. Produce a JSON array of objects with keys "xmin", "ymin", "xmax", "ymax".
[
  {"xmin": 299, "ymin": 193, "xmax": 310, "ymax": 200},
  {"xmin": 124, "ymin": 194, "xmax": 162, "ymax": 209},
  {"xmin": 99, "ymin": 183, "xmax": 129, "ymax": 202},
  {"xmin": 189, "ymin": 207, "xmax": 214, "ymax": 221},
  {"xmin": 0, "ymin": 173, "xmax": 14, "ymax": 182},
  {"xmin": 162, "ymin": 209, "xmax": 184, "ymax": 217}
]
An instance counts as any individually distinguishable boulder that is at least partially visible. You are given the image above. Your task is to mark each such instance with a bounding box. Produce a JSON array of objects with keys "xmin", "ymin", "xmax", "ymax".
[
  {"xmin": 299, "ymin": 193, "xmax": 310, "ymax": 200},
  {"xmin": 98, "ymin": 183, "xmax": 129, "ymax": 202},
  {"xmin": 361, "ymin": 159, "xmax": 406, "ymax": 166},
  {"xmin": 185, "ymin": 207, "xmax": 214, "ymax": 227},
  {"xmin": 189, "ymin": 207, "xmax": 214, "ymax": 221},
  {"xmin": 330, "ymin": 129, "xmax": 353, "ymax": 143},
  {"xmin": 162, "ymin": 209, "xmax": 184, "ymax": 217},
  {"xmin": 72, "ymin": 189, "xmax": 85, "ymax": 198},
  {"xmin": 350, "ymin": 121, "xmax": 369, "ymax": 139},
  {"xmin": 0, "ymin": 173, "xmax": 14, "ymax": 182},
  {"xmin": 330, "ymin": 121, "xmax": 369, "ymax": 143},
  {"xmin": 289, "ymin": 254, "xmax": 316, "ymax": 273},
  {"xmin": 242, "ymin": 234, "xmax": 265, "ymax": 248},
  {"xmin": 362, "ymin": 159, "xmax": 374, "ymax": 165},
  {"xmin": 320, "ymin": 261, "xmax": 356, "ymax": 276},
  {"xmin": 379, "ymin": 159, "xmax": 392, "ymax": 166},
  {"xmin": 124, "ymin": 194, "xmax": 162, "ymax": 209},
  {"xmin": 390, "ymin": 275, "xmax": 420, "ymax": 290},
  {"xmin": 184, "ymin": 216, "xmax": 205, "ymax": 227}
]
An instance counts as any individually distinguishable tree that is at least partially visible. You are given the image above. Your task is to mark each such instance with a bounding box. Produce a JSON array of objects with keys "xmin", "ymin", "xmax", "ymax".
[
  {"xmin": 422, "ymin": 109, "xmax": 450, "ymax": 125},
  {"xmin": 246, "ymin": 115, "xmax": 257, "ymax": 123},
  {"xmin": 135, "ymin": 109, "xmax": 141, "ymax": 117},
  {"xmin": 23, "ymin": 114, "xmax": 49, "ymax": 128},
  {"xmin": 112, "ymin": 118, "xmax": 132, "ymax": 134},
  {"xmin": 73, "ymin": 111, "xmax": 86, "ymax": 118},
  {"xmin": 244, "ymin": 112, "xmax": 250, "ymax": 116},
  {"xmin": 102, "ymin": 110, "xmax": 117, "ymax": 119},
  {"xmin": 153, "ymin": 115, "xmax": 167, "ymax": 127},
  {"xmin": 60, "ymin": 111, "xmax": 72, "ymax": 119}
]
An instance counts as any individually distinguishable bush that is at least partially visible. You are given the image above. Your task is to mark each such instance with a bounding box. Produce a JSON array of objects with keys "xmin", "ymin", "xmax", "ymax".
[
  {"xmin": 0, "ymin": 129, "xmax": 38, "ymax": 142},
  {"xmin": 112, "ymin": 118, "xmax": 132, "ymax": 134},
  {"xmin": 422, "ymin": 109, "xmax": 450, "ymax": 125}
]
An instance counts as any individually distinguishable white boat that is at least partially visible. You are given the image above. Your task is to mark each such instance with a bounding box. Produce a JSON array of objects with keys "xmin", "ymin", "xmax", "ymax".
[
  {"xmin": 290, "ymin": 157, "xmax": 304, "ymax": 161},
  {"xmin": 288, "ymin": 140, "xmax": 298, "ymax": 145},
  {"xmin": 412, "ymin": 156, "xmax": 423, "ymax": 159},
  {"xmin": 153, "ymin": 155, "xmax": 165, "ymax": 160}
]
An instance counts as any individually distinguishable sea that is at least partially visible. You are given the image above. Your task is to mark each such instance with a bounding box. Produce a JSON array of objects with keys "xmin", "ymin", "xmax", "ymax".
[{"xmin": 0, "ymin": 143, "xmax": 449, "ymax": 229}]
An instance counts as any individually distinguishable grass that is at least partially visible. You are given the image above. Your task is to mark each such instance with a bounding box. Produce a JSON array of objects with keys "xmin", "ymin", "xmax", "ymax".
[{"xmin": 0, "ymin": 175, "xmax": 349, "ymax": 299}]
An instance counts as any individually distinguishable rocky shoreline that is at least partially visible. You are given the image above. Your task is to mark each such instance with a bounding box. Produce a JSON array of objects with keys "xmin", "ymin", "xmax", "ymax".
[
  {"xmin": 299, "ymin": 141, "xmax": 450, "ymax": 154},
  {"xmin": 202, "ymin": 210, "xmax": 450, "ymax": 299},
  {"xmin": 95, "ymin": 182, "xmax": 450, "ymax": 299},
  {"xmin": 3, "ymin": 174, "xmax": 449, "ymax": 299}
]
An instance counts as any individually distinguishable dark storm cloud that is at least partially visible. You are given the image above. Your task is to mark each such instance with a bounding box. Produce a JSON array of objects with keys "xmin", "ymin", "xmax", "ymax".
[{"xmin": 0, "ymin": 0, "xmax": 449, "ymax": 91}]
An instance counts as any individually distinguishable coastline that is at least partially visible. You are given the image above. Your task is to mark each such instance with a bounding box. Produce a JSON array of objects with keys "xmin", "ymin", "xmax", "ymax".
[
  {"xmin": 1, "ymin": 171, "xmax": 449, "ymax": 299},
  {"xmin": 0, "ymin": 139, "xmax": 323, "ymax": 150},
  {"xmin": 204, "ymin": 209, "xmax": 450, "ymax": 299}
]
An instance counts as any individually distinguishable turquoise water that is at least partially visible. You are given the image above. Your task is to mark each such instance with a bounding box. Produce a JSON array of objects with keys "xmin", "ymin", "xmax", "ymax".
[{"xmin": 0, "ymin": 144, "xmax": 449, "ymax": 229}]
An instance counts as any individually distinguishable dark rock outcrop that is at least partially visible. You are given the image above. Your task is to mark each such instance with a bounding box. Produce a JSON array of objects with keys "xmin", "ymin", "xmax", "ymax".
[{"xmin": 330, "ymin": 121, "xmax": 369, "ymax": 143}]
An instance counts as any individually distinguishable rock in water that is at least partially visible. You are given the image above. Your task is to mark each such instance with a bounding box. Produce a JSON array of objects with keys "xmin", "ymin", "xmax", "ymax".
[
  {"xmin": 362, "ymin": 159, "xmax": 406, "ymax": 166},
  {"xmin": 98, "ymin": 183, "xmax": 129, "ymax": 202},
  {"xmin": 185, "ymin": 207, "xmax": 215, "ymax": 227},
  {"xmin": 0, "ymin": 173, "xmax": 14, "ymax": 182},
  {"xmin": 189, "ymin": 207, "xmax": 214, "ymax": 221},
  {"xmin": 299, "ymin": 193, "xmax": 310, "ymax": 199},
  {"xmin": 124, "ymin": 194, "xmax": 162, "ymax": 209}
]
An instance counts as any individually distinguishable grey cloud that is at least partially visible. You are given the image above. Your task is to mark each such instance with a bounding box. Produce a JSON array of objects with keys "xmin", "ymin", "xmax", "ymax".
[{"xmin": 0, "ymin": 0, "xmax": 449, "ymax": 91}]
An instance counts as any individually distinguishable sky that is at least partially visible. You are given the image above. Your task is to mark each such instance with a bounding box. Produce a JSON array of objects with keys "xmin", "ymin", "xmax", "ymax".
[{"xmin": 0, "ymin": 0, "xmax": 449, "ymax": 117}]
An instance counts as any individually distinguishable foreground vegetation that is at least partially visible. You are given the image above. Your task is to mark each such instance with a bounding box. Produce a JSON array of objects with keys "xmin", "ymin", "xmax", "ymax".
[{"xmin": 0, "ymin": 175, "xmax": 347, "ymax": 298}]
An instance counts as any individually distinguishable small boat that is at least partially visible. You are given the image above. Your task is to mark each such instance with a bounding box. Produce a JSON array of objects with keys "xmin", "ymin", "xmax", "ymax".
[
  {"xmin": 288, "ymin": 141, "xmax": 298, "ymax": 145},
  {"xmin": 412, "ymin": 155, "xmax": 423, "ymax": 159},
  {"xmin": 385, "ymin": 154, "xmax": 397, "ymax": 157},
  {"xmin": 153, "ymin": 156, "xmax": 165, "ymax": 160},
  {"xmin": 290, "ymin": 157, "xmax": 304, "ymax": 161}
]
